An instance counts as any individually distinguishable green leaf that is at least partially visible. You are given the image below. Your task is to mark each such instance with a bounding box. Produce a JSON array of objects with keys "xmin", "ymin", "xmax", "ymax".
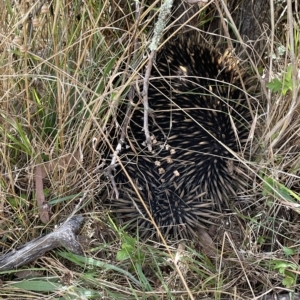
[
  {"xmin": 263, "ymin": 176, "xmax": 300, "ymax": 202},
  {"xmin": 122, "ymin": 233, "xmax": 136, "ymax": 247},
  {"xmin": 273, "ymin": 261, "xmax": 297, "ymax": 273},
  {"xmin": 135, "ymin": 263, "xmax": 152, "ymax": 291},
  {"xmin": 10, "ymin": 280, "xmax": 62, "ymax": 292},
  {"xmin": 116, "ymin": 249, "xmax": 131, "ymax": 261},
  {"xmin": 7, "ymin": 193, "xmax": 28, "ymax": 208},
  {"xmin": 48, "ymin": 193, "xmax": 84, "ymax": 205},
  {"xmin": 282, "ymin": 276, "xmax": 295, "ymax": 288},
  {"xmin": 59, "ymin": 252, "xmax": 142, "ymax": 287},
  {"xmin": 257, "ymin": 236, "xmax": 265, "ymax": 245},
  {"xmin": 267, "ymin": 78, "xmax": 282, "ymax": 93},
  {"xmin": 116, "ymin": 232, "xmax": 137, "ymax": 261},
  {"xmin": 283, "ymin": 247, "xmax": 295, "ymax": 257},
  {"xmin": 267, "ymin": 65, "xmax": 294, "ymax": 95}
]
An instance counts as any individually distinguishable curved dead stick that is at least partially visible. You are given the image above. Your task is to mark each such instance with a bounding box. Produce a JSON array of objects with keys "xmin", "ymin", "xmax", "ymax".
[{"xmin": 0, "ymin": 215, "xmax": 84, "ymax": 272}]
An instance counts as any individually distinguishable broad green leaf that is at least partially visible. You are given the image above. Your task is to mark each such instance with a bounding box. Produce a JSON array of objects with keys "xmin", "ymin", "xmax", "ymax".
[{"xmin": 10, "ymin": 280, "xmax": 62, "ymax": 292}]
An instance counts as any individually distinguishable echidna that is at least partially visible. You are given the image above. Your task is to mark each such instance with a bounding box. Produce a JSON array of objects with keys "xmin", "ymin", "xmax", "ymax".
[{"xmin": 108, "ymin": 35, "xmax": 252, "ymax": 239}]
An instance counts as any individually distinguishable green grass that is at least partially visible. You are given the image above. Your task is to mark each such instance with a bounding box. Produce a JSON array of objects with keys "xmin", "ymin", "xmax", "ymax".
[{"xmin": 0, "ymin": 0, "xmax": 300, "ymax": 299}]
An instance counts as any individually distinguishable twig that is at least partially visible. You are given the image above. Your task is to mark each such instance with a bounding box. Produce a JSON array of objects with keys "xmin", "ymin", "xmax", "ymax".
[
  {"xmin": 143, "ymin": 0, "xmax": 174, "ymax": 151},
  {"xmin": 142, "ymin": 50, "xmax": 155, "ymax": 151},
  {"xmin": 0, "ymin": 215, "xmax": 84, "ymax": 272},
  {"xmin": 107, "ymin": 102, "xmax": 134, "ymax": 199}
]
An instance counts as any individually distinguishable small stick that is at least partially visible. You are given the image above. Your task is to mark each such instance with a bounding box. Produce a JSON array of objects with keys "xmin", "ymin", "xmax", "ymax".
[
  {"xmin": 142, "ymin": 50, "xmax": 155, "ymax": 151},
  {"xmin": 107, "ymin": 102, "xmax": 134, "ymax": 199},
  {"xmin": 0, "ymin": 215, "xmax": 84, "ymax": 271},
  {"xmin": 143, "ymin": 0, "xmax": 174, "ymax": 151}
]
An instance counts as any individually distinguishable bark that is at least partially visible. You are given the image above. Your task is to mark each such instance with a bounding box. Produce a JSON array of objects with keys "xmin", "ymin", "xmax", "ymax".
[{"xmin": 231, "ymin": 0, "xmax": 270, "ymax": 54}]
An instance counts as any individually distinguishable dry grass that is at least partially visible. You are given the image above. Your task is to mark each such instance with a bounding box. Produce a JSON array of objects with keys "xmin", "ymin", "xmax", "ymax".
[{"xmin": 0, "ymin": 0, "xmax": 300, "ymax": 299}]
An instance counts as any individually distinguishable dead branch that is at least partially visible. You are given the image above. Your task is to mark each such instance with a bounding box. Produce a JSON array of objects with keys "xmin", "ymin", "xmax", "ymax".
[
  {"xmin": 0, "ymin": 215, "xmax": 84, "ymax": 272},
  {"xmin": 143, "ymin": 0, "xmax": 174, "ymax": 151}
]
